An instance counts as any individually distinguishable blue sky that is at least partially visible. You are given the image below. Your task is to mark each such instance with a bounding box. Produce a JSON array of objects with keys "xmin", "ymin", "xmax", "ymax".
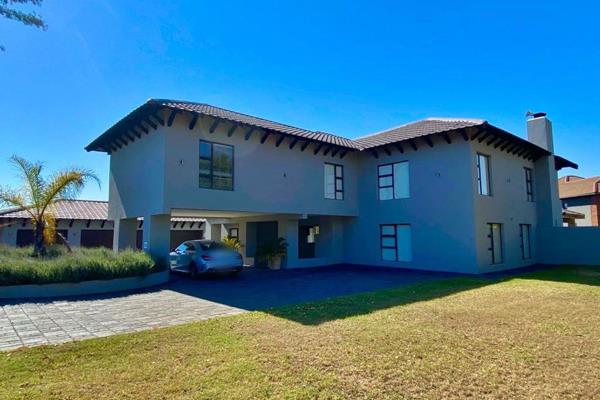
[{"xmin": 1, "ymin": 1, "xmax": 599, "ymax": 200}]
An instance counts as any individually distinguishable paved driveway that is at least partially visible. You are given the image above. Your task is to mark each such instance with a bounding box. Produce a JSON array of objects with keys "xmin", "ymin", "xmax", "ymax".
[{"xmin": 0, "ymin": 265, "xmax": 457, "ymax": 351}]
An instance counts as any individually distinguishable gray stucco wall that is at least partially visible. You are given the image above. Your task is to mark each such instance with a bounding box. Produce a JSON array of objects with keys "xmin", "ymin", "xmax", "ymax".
[
  {"xmin": 538, "ymin": 226, "xmax": 600, "ymax": 265},
  {"xmin": 161, "ymin": 114, "xmax": 359, "ymax": 217},
  {"xmin": 345, "ymin": 134, "xmax": 479, "ymax": 273},
  {"xmin": 470, "ymin": 140, "xmax": 538, "ymax": 272}
]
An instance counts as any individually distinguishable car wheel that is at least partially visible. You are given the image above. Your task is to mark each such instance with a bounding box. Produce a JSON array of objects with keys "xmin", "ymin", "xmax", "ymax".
[{"xmin": 189, "ymin": 262, "xmax": 198, "ymax": 279}]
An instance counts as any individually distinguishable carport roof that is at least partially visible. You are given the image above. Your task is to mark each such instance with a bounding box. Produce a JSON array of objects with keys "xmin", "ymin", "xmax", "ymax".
[{"xmin": 0, "ymin": 200, "xmax": 205, "ymax": 223}]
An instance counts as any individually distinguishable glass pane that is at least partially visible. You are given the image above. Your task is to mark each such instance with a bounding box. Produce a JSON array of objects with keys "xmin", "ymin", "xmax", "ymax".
[
  {"xmin": 335, "ymin": 179, "xmax": 343, "ymax": 191},
  {"xmin": 382, "ymin": 248, "xmax": 396, "ymax": 261},
  {"xmin": 491, "ymin": 223, "xmax": 502, "ymax": 264},
  {"xmin": 335, "ymin": 165, "xmax": 343, "ymax": 178},
  {"xmin": 393, "ymin": 162, "xmax": 410, "ymax": 199},
  {"xmin": 199, "ymin": 174, "xmax": 211, "ymax": 189},
  {"xmin": 396, "ymin": 225, "xmax": 412, "ymax": 261},
  {"xmin": 378, "ymin": 164, "xmax": 392, "ymax": 176},
  {"xmin": 382, "ymin": 237, "xmax": 396, "ymax": 247},
  {"xmin": 522, "ymin": 225, "xmax": 531, "ymax": 259},
  {"xmin": 212, "ymin": 144, "xmax": 233, "ymax": 190},
  {"xmin": 199, "ymin": 158, "xmax": 211, "ymax": 176},
  {"xmin": 381, "ymin": 225, "xmax": 395, "ymax": 235},
  {"xmin": 335, "ymin": 192, "xmax": 344, "ymax": 200},
  {"xmin": 199, "ymin": 141, "xmax": 212, "ymax": 159},
  {"xmin": 478, "ymin": 154, "xmax": 490, "ymax": 195},
  {"xmin": 379, "ymin": 176, "xmax": 393, "ymax": 187},
  {"xmin": 324, "ymin": 164, "xmax": 335, "ymax": 199},
  {"xmin": 379, "ymin": 187, "xmax": 393, "ymax": 200}
]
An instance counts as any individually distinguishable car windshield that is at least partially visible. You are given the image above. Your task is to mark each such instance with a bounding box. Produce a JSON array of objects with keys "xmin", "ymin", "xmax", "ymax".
[{"xmin": 197, "ymin": 241, "xmax": 228, "ymax": 251}]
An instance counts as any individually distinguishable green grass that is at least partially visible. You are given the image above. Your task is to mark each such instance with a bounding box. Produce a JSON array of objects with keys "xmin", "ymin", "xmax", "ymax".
[
  {"xmin": 0, "ymin": 245, "xmax": 159, "ymax": 286},
  {"xmin": 1, "ymin": 265, "xmax": 598, "ymax": 399}
]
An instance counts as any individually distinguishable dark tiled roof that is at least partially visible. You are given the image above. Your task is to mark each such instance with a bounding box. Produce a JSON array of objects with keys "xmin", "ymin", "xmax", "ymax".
[
  {"xmin": 0, "ymin": 200, "xmax": 204, "ymax": 222},
  {"xmin": 353, "ymin": 118, "xmax": 485, "ymax": 149},
  {"xmin": 155, "ymin": 100, "xmax": 358, "ymax": 148}
]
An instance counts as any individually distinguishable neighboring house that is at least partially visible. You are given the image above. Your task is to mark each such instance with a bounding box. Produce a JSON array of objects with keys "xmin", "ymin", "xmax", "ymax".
[
  {"xmin": 85, "ymin": 99, "xmax": 578, "ymax": 273},
  {"xmin": 0, "ymin": 199, "xmax": 205, "ymax": 249},
  {"xmin": 562, "ymin": 209, "xmax": 586, "ymax": 227},
  {"xmin": 558, "ymin": 175, "xmax": 600, "ymax": 226}
]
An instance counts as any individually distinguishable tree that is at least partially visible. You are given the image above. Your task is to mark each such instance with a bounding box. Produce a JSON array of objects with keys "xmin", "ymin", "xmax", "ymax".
[
  {"xmin": 0, "ymin": 155, "xmax": 100, "ymax": 256},
  {"xmin": 0, "ymin": 0, "xmax": 47, "ymax": 51}
]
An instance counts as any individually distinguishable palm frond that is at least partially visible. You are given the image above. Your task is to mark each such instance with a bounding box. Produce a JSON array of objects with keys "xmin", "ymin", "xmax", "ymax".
[
  {"xmin": 8, "ymin": 155, "xmax": 44, "ymax": 214},
  {"xmin": 0, "ymin": 187, "xmax": 37, "ymax": 220},
  {"xmin": 42, "ymin": 212, "xmax": 56, "ymax": 246},
  {"xmin": 40, "ymin": 168, "xmax": 100, "ymax": 215}
]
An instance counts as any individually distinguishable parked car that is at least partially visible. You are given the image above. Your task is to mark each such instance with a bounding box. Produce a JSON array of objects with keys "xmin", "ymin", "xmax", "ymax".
[{"xmin": 169, "ymin": 240, "xmax": 244, "ymax": 277}]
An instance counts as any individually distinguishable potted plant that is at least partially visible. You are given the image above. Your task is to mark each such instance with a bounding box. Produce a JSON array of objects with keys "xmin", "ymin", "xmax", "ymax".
[
  {"xmin": 255, "ymin": 237, "xmax": 288, "ymax": 270},
  {"xmin": 222, "ymin": 237, "xmax": 242, "ymax": 251}
]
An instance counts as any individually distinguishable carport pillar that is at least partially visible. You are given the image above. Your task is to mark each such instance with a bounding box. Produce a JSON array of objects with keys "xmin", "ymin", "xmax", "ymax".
[
  {"xmin": 142, "ymin": 214, "xmax": 171, "ymax": 263},
  {"xmin": 113, "ymin": 218, "xmax": 137, "ymax": 252},
  {"xmin": 283, "ymin": 219, "xmax": 299, "ymax": 268}
]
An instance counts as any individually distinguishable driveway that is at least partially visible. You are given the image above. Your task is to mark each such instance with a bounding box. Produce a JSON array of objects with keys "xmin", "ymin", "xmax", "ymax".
[{"xmin": 0, "ymin": 265, "xmax": 457, "ymax": 351}]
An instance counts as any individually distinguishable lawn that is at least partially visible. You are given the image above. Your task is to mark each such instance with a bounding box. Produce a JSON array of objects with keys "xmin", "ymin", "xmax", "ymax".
[{"xmin": 1, "ymin": 266, "xmax": 598, "ymax": 399}]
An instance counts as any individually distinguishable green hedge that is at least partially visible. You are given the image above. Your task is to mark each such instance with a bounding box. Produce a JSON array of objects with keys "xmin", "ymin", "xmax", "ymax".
[{"xmin": 0, "ymin": 246, "xmax": 161, "ymax": 286}]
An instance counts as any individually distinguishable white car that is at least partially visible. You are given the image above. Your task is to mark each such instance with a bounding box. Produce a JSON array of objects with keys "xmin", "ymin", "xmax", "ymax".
[{"xmin": 169, "ymin": 240, "xmax": 244, "ymax": 277}]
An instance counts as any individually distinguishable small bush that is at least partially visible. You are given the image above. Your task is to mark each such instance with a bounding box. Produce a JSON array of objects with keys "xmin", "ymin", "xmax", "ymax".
[{"xmin": 0, "ymin": 245, "xmax": 161, "ymax": 286}]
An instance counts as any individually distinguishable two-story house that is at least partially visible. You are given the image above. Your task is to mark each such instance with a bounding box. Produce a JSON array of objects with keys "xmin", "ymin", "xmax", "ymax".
[{"xmin": 85, "ymin": 100, "xmax": 576, "ymax": 273}]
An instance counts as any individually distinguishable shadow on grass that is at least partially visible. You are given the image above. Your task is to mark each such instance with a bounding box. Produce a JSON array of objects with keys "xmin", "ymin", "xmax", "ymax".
[{"xmin": 267, "ymin": 265, "xmax": 600, "ymax": 325}]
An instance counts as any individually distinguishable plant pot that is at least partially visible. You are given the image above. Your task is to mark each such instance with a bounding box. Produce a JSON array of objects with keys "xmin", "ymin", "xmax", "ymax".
[{"xmin": 268, "ymin": 257, "xmax": 282, "ymax": 270}]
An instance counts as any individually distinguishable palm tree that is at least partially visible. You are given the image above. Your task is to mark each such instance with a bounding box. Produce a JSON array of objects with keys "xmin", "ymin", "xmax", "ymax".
[{"xmin": 0, "ymin": 155, "xmax": 100, "ymax": 256}]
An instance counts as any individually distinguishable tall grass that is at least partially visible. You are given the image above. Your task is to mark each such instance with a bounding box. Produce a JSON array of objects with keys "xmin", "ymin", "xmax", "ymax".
[{"xmin": 0, "ymin": 245, "xmax": 161, "ymax": 286}]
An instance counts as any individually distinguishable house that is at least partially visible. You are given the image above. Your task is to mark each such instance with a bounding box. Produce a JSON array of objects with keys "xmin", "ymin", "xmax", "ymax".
[
  {"xmin": 0, "ymin": 199, "xmax": 205, "ymax": 249},
  {"xmin": 85, "ymin": 99, "xmax": 578, "ymax": 273},
  {"xmin": 558, "ymin": 175, "xmax": 600, "ymax": 226}
]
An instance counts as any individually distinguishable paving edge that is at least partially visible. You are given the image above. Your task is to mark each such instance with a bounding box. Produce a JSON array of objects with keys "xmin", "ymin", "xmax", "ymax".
[{"xmin": 0, "ymin": 270, "xmax": 169, "ymax": 299}]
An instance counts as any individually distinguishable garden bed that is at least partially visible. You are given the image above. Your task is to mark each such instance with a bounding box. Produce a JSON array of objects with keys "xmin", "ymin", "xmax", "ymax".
[{"xmin": 0, "ymin": 246, "xmax": 162, "ymax": 286}]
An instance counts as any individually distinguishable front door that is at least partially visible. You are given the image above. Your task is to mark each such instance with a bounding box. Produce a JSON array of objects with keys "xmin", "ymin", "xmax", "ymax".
[{"xmin": 246, "ymin": 221, "xmax": 278, "ymax": 267}]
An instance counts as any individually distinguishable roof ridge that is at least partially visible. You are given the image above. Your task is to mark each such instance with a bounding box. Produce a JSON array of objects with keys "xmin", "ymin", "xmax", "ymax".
[{"xmin": 353, "ymin": 119, "xmax": 432, "ymax": 140}]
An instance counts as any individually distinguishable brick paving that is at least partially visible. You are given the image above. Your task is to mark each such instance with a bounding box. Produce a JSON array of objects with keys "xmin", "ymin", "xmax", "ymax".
[{"xmin": 0, "ymin": 288, "xmax": 243, "ymax": 351}]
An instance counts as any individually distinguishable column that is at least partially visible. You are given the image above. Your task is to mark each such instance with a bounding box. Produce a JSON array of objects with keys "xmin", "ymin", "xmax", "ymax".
[
  {"xmin": 142, "ymin": 214, "xmax": 171, "ymax": 262},
  {"xmin": 113, "ymin": 217, "xmax": 138, "ymax": 252}
]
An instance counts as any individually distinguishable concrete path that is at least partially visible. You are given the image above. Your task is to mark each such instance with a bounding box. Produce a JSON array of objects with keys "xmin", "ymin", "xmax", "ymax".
[{"xmin": 0, "ymin": 265, "xmax": 457, "ymax": 351}]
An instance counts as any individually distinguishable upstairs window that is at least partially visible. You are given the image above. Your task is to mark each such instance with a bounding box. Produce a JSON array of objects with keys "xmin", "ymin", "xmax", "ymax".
[
  {"xmin": 525, "ymin": 167, "xmax": 534, "ymax": 202},
  {"xmin": 477, "ymin": 153, "xmax": 491, "ymax": 196},
  {"xmin": 378, "ymin": 161, "xmax": 410, "ymax": 200},
  {"xmin": 324, "ymin": 163, "xmax": 344, "ymax": 200},
  {"xmin": 199, "ymin": 140, "xmax": 234, "ymax": 191}
]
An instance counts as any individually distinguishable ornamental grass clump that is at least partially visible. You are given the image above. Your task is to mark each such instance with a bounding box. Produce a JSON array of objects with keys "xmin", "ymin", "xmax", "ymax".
[{"xmin": 0, "ymin": 245, "xmax": 159, "ymax": 286}]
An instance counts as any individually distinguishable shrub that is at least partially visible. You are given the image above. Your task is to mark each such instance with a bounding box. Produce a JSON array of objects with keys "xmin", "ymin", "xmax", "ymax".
[{"xmin": 0, "ymin": 245, "xmax": 161, "ymax": 286}]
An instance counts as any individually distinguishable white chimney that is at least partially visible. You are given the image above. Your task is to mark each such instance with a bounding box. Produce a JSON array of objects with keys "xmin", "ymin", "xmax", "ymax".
[{"xmin": 526, "ymin": 112, "xmax": 554, "ymax": 153}]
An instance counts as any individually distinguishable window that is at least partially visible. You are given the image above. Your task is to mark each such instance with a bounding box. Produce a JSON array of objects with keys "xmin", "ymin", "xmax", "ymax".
[
  {"xmin": 487, "ymin": 223, "xmax": 503, "ymax": 264},
  {"xmin": 525, "ymin": 167, "xmax": 534, "ymax": 202},
  {"xmin": 324, "ymin": 163, "xmax": 344, "ymax": 200},
  {"xmin": 477, "ymin": 153, "xmax": 491, "ymax": 196},
  {"xmin": 380, "ymin": 224, "xmax": 412, "ymax": 262},
  {"xmin": 520, "ymin": 224, "xmax": 531, "ymax": 260},
  {"xmin": 378, "ymin": 162, "xmax": 409, "ymax": 200},
  {"xmin": 199, "ymin": 140, "xmax": 234, "ymax": 190},
  {"xmin": 228, "ymin": 228, "xmax": 239, "ymax": 239}
]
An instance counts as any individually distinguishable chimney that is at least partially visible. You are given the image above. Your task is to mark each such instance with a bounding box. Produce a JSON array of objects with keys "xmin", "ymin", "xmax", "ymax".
[{"xmin": 526, "ymin": 112, "xmax": 554, "ymax": 153}]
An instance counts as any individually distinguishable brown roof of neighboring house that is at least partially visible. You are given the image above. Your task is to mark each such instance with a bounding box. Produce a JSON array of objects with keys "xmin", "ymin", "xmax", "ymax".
[
  {"xmin": 558, "ymin": 175, "xmax": 600, "ymax": 199},
  {"xmin": 84, "ymin": 98, "xmax": 577, "ymax": 169},
  {"xmin": 0, "ymin": 200, "xmax": 204, "ymax": 222}
]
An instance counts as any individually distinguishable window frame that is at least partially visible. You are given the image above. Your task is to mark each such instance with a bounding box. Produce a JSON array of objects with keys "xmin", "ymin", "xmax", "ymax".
[
  {"xmin": 520, "ymin": 223, "xmax": 532, "ymax": 260},
  {"xmin": 477, "ymin": 153, "xmax": 492, "ymax": 196},
  {"xmin": 380, "ymin": 224, "xmax": 412, "ymax": 262},
  {"xmin": 199, "ymin": 140, "xmax": 234, "ymax": 191},
  {"xmin": 487, "ymin": 223, "xmax": 503, "ymax": 265},
  {"xmin": 377, "ymin": 161, "xmax": 409, "ymax": 200},
  {"xmin": 324, "ymin": 162, "xmax": 344, "ymax": 200},
  {"xmin": 524, "ymin": 167, "xmax": 534, "ymax": 202}
]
